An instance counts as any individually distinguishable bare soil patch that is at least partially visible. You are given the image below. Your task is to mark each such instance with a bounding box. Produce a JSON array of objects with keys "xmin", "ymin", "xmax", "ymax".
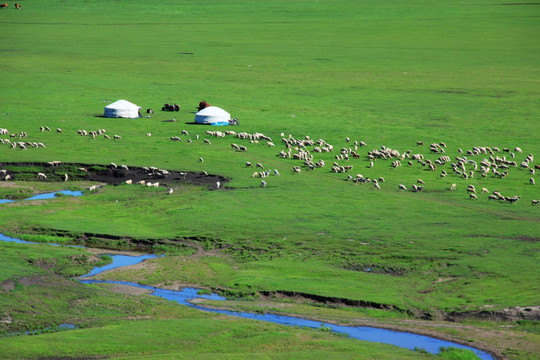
[{"xmin": 0, "ymin": 161, "xmax": 228, "ymax": 189}]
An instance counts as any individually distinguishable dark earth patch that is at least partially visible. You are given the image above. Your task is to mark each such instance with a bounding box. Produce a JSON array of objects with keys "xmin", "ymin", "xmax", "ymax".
[{"xmin": 0, "ymin": 162, "xmax": 228, "ymax": 190}]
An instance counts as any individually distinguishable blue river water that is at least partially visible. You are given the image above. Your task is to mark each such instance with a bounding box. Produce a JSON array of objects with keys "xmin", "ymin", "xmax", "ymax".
[
  {"xmin": 0, "ymin": 234, "xmax": 494, "ymax": 359},
  {"xmin": 0, "ymin": 190, "xmax": 83, "ymax": 204}
]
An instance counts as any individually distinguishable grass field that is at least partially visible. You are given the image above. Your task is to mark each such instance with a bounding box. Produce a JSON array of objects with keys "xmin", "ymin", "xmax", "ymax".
[{"xmin": 0, "ymin": 0, "xmax": 539, "ymax": 359}]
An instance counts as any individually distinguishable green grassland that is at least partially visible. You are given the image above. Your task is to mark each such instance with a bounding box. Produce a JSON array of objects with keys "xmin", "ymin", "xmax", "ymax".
[{"xmin": 0, "ymin": 0, "xmax": 539, "ymax": 358}]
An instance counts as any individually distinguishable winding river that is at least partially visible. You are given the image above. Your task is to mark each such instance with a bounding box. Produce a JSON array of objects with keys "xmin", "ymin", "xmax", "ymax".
[
  {"xmin": 0, "ymin": 235, "xmax": 493, "ymax": 359},
  {"xmin": 0, "ymin": 191, "xmax": 493, "ymax": 359}
]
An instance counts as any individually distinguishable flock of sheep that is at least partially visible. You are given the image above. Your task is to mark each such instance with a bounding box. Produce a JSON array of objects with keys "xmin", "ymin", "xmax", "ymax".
[
  {"xmin": 0, "ymin": 125, "xmax": 538, "ymax": 206},
  {"xmin": 169, "ymin": 128, "xmax": 538, "ymax": 205}
]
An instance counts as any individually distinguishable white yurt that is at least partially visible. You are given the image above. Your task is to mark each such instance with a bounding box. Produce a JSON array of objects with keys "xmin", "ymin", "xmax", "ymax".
[
  {"xmin": 104, "ymin": 100, "xmax": 141, "ymax": 118},
  {"xmin": 194, "ymin": 106, "xmax": 231, "ymax": 125}
]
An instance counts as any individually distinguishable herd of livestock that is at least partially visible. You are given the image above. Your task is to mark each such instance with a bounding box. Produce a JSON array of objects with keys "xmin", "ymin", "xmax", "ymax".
[
  {"xmin": 0, "ymin": 3, "xmax": 21, "ymax": 10},
  {"xmin": 0, "ymin": 125, "xmax": 538, "ymax": 206}
]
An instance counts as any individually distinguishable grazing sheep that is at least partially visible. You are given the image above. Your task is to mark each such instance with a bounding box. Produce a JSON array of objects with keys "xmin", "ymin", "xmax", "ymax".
[
  {"xmin": 167, "ymin": 187, "xmax": 174, "ymax": 195},
  {"xmin": 146, "ymin": 133, "xmax": 152, "ymax": 136},
  {"xmin": 469, "ymin": 193, "xmax": 478, "ymax": 200},
  {"xmin": 36, "ymin": 172, "xmax": 47, "ymax": 180},
  {"xmin": 506, "ymin": 196, "xmax": 521, "ymax": 204},
  {"xmin": 481, "ymin": 187, "xmax": 489, "ymax": 193},
  {"xmin": 56, "ymin": 128, "xmax": 62, "ymax": 133},
  {"xmin": 256, "ymin": 163, "xmax": 264, "ymax": 169},
  {"xmin": 181, "ymin": 130, "xmax": 189, "ymax": 135},
  {"xmin": 252, "ymin": 172, "xmax": 259, "ymax": 178},
  {"xmin": 274, "ymin": 169, "xmax": 280, "ymax": 176},
  {"xmin": 153, "ymin": 182, "xmax": 160, "ymax": 188},
  {"xmin": 4, "ymin": 175, "xmax": 11, "ymax": 181},
  {"xmin": 114, "ymin": 135, "xmax": 121, "ymax": 140},
  {"xmin": 530, "ymin": 177, "xmax": 536, "ymax": 185},
  {"xmin": 125, "ymin": 179, "xmax": 133, "ymax": 185},
  {"xmin": 373, "ymin": 182, "xmax": 381, "ymax": 190},
  {"xmin": 532, "ymin": 200, "xmax": 539, "ymax": 206},
  {"xmin": 450, "ymin": 183, "xmax": 457, "ymax": 191},
  {"xmin": 104, "ymin": 135, "xmax": 110, "ymax": 139},
  {"xmin": 146, "ymin": 182, "xmax": 153, "ymax": 187},
  {"xmin": 231, "ymin": 143, "xmax": 240, "ymax": 150},
  {"xmin": 204, "ymin": 139, "xmax": 211, "ymax": 145},
  {"xmin": 202, "ymin": 171, "xmax": 208, "ymax": 176},
  {"xmin": 64, "ymin": 174, "xmax": 69, "ymax": 182},
  {"xmin": 260, "ymin": 180, "xmax": 266, "ymax": 188},
  {"xmin": 239, "ymin": 145, "xmax": 247, "ymax": 152},
  {"xmin": 110, "ymin": 163, "xmax": 117, "ymax": 169},
  {"xmin": 199, "ymin": 157, "xmax": 204, "ymax": 163},
  {"xmin": 120, "ymin": 165, "xmax": 129, "ymax": 171},
  {"xmin": 398, "ymin": 184, "xmax": 407, "ymax": 191},
  {"xmin": 245, "ymin": 161, "xmax": 253, "ymax": 168},
  {"xmin": 137, "ymin": 180, "xmax": 145, "ymax": 185},
  {"xmin": 417, "ymin": 179, "xmax": 424, "ymax": 184}
]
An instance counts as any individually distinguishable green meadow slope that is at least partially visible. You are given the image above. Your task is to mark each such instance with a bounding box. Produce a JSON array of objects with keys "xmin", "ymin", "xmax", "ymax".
[{"xmin": 0, "ymin": 0, "xmax": 539, "ymax": 359}]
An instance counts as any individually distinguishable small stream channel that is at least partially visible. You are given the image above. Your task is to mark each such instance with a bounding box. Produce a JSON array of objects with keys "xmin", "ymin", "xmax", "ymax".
[
  {"xmin": 0, "ymin": 232, "xmax": 494, "ymax": 359},
  {"xmin": 0, "ymin": 192, "xmax": 493, "ymax": 358},
  {"xmin": 0, "ymin": 190, "xmax": 83, "ymax": 204}
]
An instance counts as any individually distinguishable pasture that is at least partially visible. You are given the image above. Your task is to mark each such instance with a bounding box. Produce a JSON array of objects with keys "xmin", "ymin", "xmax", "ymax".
[{"xmin": 0, "ymin": 0, "xmax": 539, "ymax": 359}]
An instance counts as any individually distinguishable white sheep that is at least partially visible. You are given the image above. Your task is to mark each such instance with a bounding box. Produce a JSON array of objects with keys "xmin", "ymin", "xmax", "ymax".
[
  {"xmin": 274, "ymin": 169, "xmax": 280, "ymax": 176},
  {"xmin": 261, "ymin": 180, "xmax": 267, "ymax": 188},
  {"xmin": 216, "ymin": 181, "xmax": 221, "ymax": 189},
  {"xmin": 199, "ymin": 157, "xmax": 204, "ymax": 163},
  {"xmin": 125, "ymin": 179, "xmax": 133, "ymax": 185},
  {"xmin": 398, "ymin": 184, "xmax": 407, "ymax": 191},
  {"xmin": 530, "ymin": 177, "xmax": 536, "ymax": 185},
  {"xmin": 167, "ymin": 187, "xmax": 174, "ymax": 195},
  {"xmin": 64, "ymin": 174, "xmax": 69, "ymax": 182},
  {"xmin": 37, "ymin": 172, "xmax": 47, "ymax": 180},
  {"xmin": 469, "ymin": 193, "xmax": 478, "ymax": 200}
]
